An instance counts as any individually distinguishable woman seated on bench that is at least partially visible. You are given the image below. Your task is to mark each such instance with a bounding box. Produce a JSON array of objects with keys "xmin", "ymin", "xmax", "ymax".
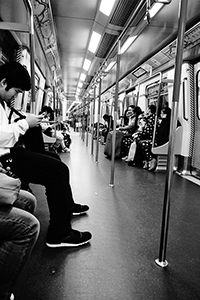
[
  {"xmin": 119, "ymin": 106, "xmax": 143, "ymax": 159},
  {"xmin": 127, "ymin": 104, "xmax": 157, "ymax": 166},
  {"xmin": 138, "ymin": 106, "xmax": 171, "ymax": 171}
]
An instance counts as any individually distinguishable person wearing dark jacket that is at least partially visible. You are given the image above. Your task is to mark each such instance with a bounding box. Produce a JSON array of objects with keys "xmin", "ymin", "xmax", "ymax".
[{"xmin": 138, "ymin": 106, "xmax": 171, "ymax": 171}]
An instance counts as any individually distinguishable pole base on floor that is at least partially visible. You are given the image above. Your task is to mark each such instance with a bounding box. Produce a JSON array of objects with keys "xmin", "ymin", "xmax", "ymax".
[
  {"xmin": 109, "ymin": 184, "xmax": 114, "ymax": 187},
  {"xmin": 155, "ymin": 258, "xmax": 168, "ymax": 268}
]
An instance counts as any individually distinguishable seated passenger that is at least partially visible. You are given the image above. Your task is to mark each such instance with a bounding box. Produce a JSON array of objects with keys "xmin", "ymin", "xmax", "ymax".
[
  {"xmin": 40, "ymin": 106, "xmax": 70, "ymax": 153},
  {"xmin": 0, "ymin": 164, "xmax": 40, "ymax": 300},
  {"xmin": 60, "ymin": 122, "xmax": 72, "ymax": 149},
  {"xmin": 0, "ymin": 62, "xmax": 92, "ymax": 248},
  {"xmin": 125, "ymin": 113, "xmax": 146, "ymax": 163},
  {"xmin": 127, "ymin": 104, "xmax": 157, "ymax": 167},
  {"xmin": 119, "ymin": 105, "xmax": 143, "ymax": 159},
  {"xmin": 138, "ymin": 106, "xmax": 171, "ymax": 171},
  {"xmin": 101, "ymin": 114, "xmax": 114, "ymax": 143}
]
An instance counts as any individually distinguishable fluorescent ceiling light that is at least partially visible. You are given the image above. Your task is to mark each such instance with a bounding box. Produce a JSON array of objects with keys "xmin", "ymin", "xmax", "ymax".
[
  {"xmin": 88, "ymin": 31, "xmax": 101, "ymax": 53},
  {"xmin": 80, "ymin": 73, "xmax": 86, "ymax": 81},
  {"xmin": 105, "ymin": 61, "xmax": 116, "ymax": 72},
  {"xmin": 99, "ymin": 0, "xmax": 116, "ymax": 16},
  {"xmin": 83, "ymin": 59, "xmax": 91, "ymax": 71},
  {"xmin": 121, "ymin": 36, "xmax": 137, "ymax": 54},
  {"xmin": 78, "ymin": 82, "xmax": 83, "ymax": 88},
  {"xmin": 149, "ymin": 3, "xmax": 164, "ymax": 18}
]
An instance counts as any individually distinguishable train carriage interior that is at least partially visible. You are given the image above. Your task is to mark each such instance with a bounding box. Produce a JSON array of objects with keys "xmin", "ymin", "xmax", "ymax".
[{"xmin": 1, "ymin": 0, "xmax": 200, "ymax": 299}]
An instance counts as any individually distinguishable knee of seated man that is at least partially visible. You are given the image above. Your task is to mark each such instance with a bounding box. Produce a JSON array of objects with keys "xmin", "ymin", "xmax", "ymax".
[
  {"xmin": 50, "ymin": 159, "xmax": 70, "ymax": 179},
  {"xmin": 14, "ymin": 190, "xmax": 37, "ymax": 214},
  {"xmin": 10, "ymin": 208, "xmax": 40, "ymax": 239}
]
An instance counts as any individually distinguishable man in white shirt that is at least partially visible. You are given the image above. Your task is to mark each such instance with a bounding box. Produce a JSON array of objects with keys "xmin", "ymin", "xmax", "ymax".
[{"xmin": 0, "ymin": 62, "xmax": 91, "ymax": 248}]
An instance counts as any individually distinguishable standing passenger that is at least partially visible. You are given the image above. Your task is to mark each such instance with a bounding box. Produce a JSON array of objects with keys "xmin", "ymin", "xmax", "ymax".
[{"xmin": 0, "ymin": 62, "xmax": 92, "ymax": 248}]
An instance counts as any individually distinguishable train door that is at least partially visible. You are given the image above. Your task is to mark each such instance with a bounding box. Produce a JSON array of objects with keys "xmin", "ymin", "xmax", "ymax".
[{"xmin": 191, "ymin": 63, "xmax": 200, "ymax": 178}]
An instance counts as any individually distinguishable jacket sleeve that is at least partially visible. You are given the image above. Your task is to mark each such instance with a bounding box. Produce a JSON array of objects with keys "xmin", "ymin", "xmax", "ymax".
[{"xmin": 0, "ymin": 119, "xmax": 29, "ymax": 148}]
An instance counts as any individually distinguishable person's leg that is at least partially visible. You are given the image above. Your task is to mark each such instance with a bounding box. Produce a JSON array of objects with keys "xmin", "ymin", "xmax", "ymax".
[
  {"xmin": 10, "ymin": 148, "xmax": 91, "ymax": 247},
  {"xmin": 13, "ymin": 189, "xmax": 37, "ymax": 214},
  {"xmin": 44, "ymin": 150, "xmax": 89, "ymax": 215},
  {"xmin": 0, "ymin": 205, "xmax": 40, "ymax": 300},
  {"xmin": 11, "ymin": 148, "xmax": 73, "ymax": 236}
]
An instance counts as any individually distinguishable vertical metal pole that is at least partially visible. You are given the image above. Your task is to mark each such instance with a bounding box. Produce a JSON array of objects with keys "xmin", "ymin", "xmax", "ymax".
[
  {"xmin": 136, "ymin": 84, "xmax": 140, "ymax": 106},
  {"xmin": 155, "ymin": 0, "xmax": 188, "ymax": 268},
  {"xmin": 95, "ymin": 79, "xmax": 102, "ymax": 163},
  {"xmin": 152, "ymin": 83, "xmax": 162, "ymax": 147},
  {"xmin": 86, "ymin": 97, "xmax": 89, "ymax": 147},
  {"xmin": 91, "ymin": 87, "xmax": 96, "ymax": 155},
  {"xmin": 122, "ymin": 94, "xmax": 126, "ymax": 126},
  {"xmin": 29, "ymin": 4, "xmax": 36, "ymax": 114},
  {"xmin": 56, "ymin": 88, "xmax": 60, "ymax": 119},
  {"xmin": 52, "ymin": 84, "xmax": 56, "ymax": 119},
  {"xmin": 82, "ymin": 98, "xmax": 86, "ymax": 142},
  {"xmin": 110, "ymin": 40, "xmax": 121, "ymax": 186}
]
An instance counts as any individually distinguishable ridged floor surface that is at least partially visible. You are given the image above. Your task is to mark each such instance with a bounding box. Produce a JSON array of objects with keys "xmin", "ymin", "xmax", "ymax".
[{"xmin": 14, "ymin": 131, "xmax": 200, "ymax": 300}]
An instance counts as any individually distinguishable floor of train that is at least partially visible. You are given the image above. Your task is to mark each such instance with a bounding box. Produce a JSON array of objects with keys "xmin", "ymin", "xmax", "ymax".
[{"xmin": 14, "ymin": 130, "xmax": 200, "ymax": 300}]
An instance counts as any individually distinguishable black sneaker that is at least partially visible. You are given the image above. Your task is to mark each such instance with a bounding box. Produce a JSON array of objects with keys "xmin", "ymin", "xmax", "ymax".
[
  {"xmin": 46, "ymin": 229, "xmax": 92, "ymax": 248},
  {"xmin": 72, "ymin": 203, "xmax": 89, "ymax": 215}
]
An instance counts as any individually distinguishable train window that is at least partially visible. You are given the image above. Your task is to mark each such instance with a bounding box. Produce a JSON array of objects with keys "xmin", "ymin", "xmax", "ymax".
[
  {"xmin": 197, "ymin": 71, "xmax": 200, "ymax": 119},
  {"xmin": 146, "ymin": 82, "xmax": 168, "ymax": 109}
]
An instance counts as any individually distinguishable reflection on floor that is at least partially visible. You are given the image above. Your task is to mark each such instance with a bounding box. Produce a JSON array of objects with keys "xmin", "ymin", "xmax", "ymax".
[{"xmin": 14, "ymin": 131, "xmax": 200, "ymax": 300}]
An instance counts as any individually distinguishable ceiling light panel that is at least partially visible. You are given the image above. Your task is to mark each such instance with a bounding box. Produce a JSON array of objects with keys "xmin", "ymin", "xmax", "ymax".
[
  {"xmin": 78, "ymin": 82, "xmax": 83, "ymax": 88},
  {"xmin": 121, "ymin": 36, "xmax": 137, "ymax": 54},
  {"xmin": 80, "ymin": 73, "xmax": 86, "ymax": 81},
  {"xmin": 99, "ymin": 0, "xmax": 116, "ymax": 16},
  {"xmin": 83, "ymin": 59, "xmax": 91, "ymax": 71},
  {"xmin": 105, "ymin": 61, "xmax": 116, "ymax": 72},
  {"xmin": 88, "ymin": 31, "xmax": 102, "ymax": 53}
]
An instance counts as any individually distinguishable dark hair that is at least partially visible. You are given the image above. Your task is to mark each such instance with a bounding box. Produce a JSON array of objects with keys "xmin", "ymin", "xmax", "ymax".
[
  {"xmin": 103, "ymin": 114, "xmax": 113, "ymax": 121},
  {"xmin": 41, "ymin": 106, "xmax": 53, "ymax": 114},
  {"xmin": 162, "ymin": 107, "xmax": 171, "ymax": 119},
  {"xmin": 0, "ymin": 62, "xmax": 31, "ymax": 91},
  {"xmin": 148, "ymin": 104, "xmax": 156, "ymax": 114},
  {"xmin": 103, "ymin": 114, "xmax": 109, "ymax": 121},
  {"xmin": 133, "ymin": 106, "xmax": 142, "ymax": 116},
  {"xmin": 40, "ymin": 106, "xmax": 54, "ymax": 120}
]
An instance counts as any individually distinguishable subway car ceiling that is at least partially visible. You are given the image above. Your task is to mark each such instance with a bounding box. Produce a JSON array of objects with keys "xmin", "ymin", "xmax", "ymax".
[
  {"xmin": 1, "ymin": 0, "xmax": 200, "ymax": 113},
  {"xmin": 48, "ymin": 0, "xmax": 200, "ymax": 109}
]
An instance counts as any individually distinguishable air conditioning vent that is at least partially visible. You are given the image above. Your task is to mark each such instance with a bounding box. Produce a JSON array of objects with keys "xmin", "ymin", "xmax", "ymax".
[
  {"xmin": 110, "ymin": 0, "xmax": 141, "ymax": 27},
  {"xmin": 96, "ymin": 33, "xmax": 118, "ymax": 58}
]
